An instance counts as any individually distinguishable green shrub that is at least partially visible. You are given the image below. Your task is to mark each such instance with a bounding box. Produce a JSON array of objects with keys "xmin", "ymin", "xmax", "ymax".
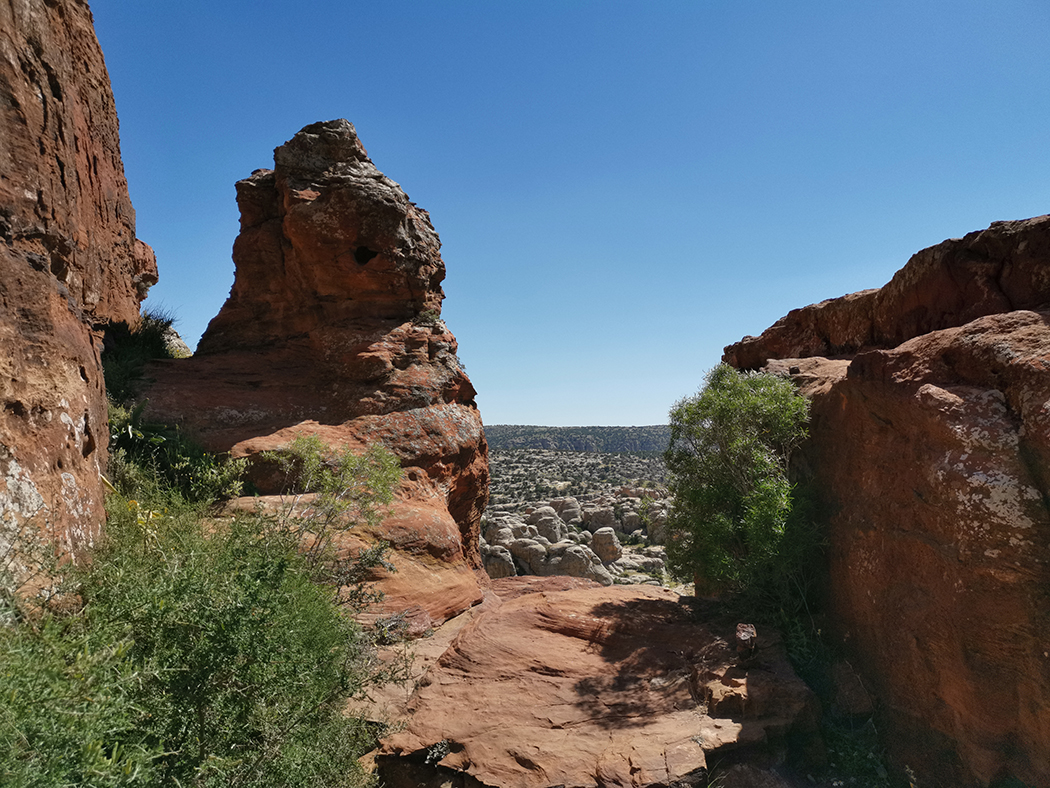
[
  {"xmin": 664, "ymin": 363, "xmax": 812, "ymax": 600},
  {"xmin": 107, "ymin": 401, "xmax": 248, "ymax": 504},
  {"xmin": 1, "ymin": 436, "xmax": 403, "ymax": 787},
  {"xmin": 262, "ymin": 435, "xmax": 401, "ymax": 610}
]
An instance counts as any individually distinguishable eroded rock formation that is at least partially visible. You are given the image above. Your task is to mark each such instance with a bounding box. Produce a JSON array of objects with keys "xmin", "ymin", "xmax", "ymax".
[
  {"xmin": 724, "ymin": 216, "xmax": 1050, "ymax": 787},
  {"xmin": 142, "ymin": 120, "xmax": 488, "ymax": 627},
  {"xmin": 1, "ymin": 0, "xmax": 156, "ymax": 562}
]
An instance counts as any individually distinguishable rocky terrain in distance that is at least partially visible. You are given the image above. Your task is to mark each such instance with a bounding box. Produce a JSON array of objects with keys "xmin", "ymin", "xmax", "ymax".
[
  {"xmin": 480, "ymin": 441, "xmax": 672, "ymax": 587},
  {"xmin": 488, "ymin": 447, "xmax": 667, "ymax": 506},
  {"xmin": 485, "ymin": 424, "xmax": 670, "ymax": 453},
  {"xmin": 725, "ymin": 215, "xmax": 1050, "ymax": 788}
]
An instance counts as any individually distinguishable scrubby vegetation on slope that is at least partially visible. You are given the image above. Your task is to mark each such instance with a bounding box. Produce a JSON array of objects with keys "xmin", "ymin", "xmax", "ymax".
[
  {"xmin": 1, "ymin": 314, "xmax": 401, "ymax": 788},
  {"xmin": 485, "ymin": 424, "xmax": 670, "ymax": 453}
]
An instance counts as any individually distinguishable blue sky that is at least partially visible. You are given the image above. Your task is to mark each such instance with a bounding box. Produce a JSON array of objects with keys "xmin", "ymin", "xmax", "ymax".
[{"xmin": 90, "ymin": 1, "xmax": 1050, "ymax": 426}]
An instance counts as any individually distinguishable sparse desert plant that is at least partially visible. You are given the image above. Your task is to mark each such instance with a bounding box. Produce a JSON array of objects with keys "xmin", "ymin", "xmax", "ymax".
[
  {"xmin": 101, "ymin": 309, "xmax": 180, "ymax": 404},
  {"xmin": 413, "ymin": 308, "xmax": 441, "ymax": 326},
  {"xmin": 261, "ymin": 434, "xmax": 402, "ymax": 610}
]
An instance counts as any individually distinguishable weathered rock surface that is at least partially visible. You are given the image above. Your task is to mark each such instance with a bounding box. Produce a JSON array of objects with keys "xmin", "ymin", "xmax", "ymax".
[
  {"xmin": 376, "ymin": 581, "xmax": 820, "ymax": 788},
  {"xmin": 142, "ymin": 120, "xmax": 487, "ymax": 625},
  {"xmin": 726, "ymin": 216, "xmax": 1050, "ymax": 788},
  {"xmin": 0, "ymin": 0, "xmax": 156, "ymax": 562}
]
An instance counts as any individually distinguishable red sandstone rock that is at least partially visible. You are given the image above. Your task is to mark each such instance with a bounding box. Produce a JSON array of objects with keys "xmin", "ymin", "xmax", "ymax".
[
  {"xmin": 774, "ymin": 313, "xmax": 1050, "ymax": 787},
  {"xmin": 724, "ymin": 215, "xmax": 1050, "ymax": 370},
  {"xmin": 729, "ymin": 217, "xmax": 1050, "ymax": 786},
  {"xmin": 142, "ymin": 120, "xmax": 488, "ymax": 624},
  {"xmin": 376, "ymin": 583, "xmax": 820, "ymax": 788},
  {"xmin": 0, "ymin": 0, "xmax": 156, "ymax": 562}
]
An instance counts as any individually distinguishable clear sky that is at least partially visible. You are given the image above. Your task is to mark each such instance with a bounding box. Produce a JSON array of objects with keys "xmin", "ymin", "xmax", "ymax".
[{"xmin": 89, "ymin": 1, "xmax": 1050, "ymax": 427}]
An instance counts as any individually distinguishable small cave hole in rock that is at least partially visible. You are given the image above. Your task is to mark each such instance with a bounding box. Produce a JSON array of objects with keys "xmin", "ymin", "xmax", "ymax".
[
  {"xmin": 354, "ymin": 246, "xmax": 378, "ymax": 266},
  {"xmin": 82, "ymin": 417, "xmax": 95, "ymax": 458},
  {"xmin": 5, "ymin": 401, "xmax": 27, "ymax": 418}
]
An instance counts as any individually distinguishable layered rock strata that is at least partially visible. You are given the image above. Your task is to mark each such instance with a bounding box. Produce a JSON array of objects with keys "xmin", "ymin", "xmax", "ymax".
[
  {"xmin": 724, "ymin": 216, "xmax": 1050, "ymax": 788},
  {"xmin": 143, "ymin": 120, "xmax": 488, "ymax": 627},
  {"xmin": 1, "ymin": 0, "xmax": 156, "ymax": 563}
]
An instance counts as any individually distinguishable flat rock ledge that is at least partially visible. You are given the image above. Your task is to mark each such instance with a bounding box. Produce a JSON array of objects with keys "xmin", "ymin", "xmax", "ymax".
[{"xmin": 367, "ymin": 579, "xmax": 821, "ymax": 788}]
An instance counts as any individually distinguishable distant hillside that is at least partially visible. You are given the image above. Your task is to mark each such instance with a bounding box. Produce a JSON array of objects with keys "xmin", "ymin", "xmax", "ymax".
[{"xmin": 484, "ymin": 425, "xmax": 670, "ymax": 454}]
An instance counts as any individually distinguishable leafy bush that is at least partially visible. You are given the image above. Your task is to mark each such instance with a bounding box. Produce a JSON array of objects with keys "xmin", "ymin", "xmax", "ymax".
[
  {"xmin": 107, "ymin": 401, "xmax": 247, "ymax": 504},
  {"xmin": 663, "ymin": 363, "xmax": 812, "ymax": 600},
  {"xmin": 1, "ymin": 436, "xmax": 403, "ymax": 787}
]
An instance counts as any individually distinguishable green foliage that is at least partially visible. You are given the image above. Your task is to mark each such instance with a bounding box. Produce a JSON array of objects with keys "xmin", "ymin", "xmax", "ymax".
[
  {"xmin": 0, "ymin": 614, "xmax": 158, "ymax": 786},
  {"xmin": 102, "ymin": 309, "xmax": 245, "ymax": 507},
  {"xmin": 107, "ymin": 402, "xmax": 247, "ymax": 504},
  {"xmin": 664, "ymin": 363, "xmax": 811, "ymax": 598},
  {"xmin": 1, "ymin": 435, "xmax": 404, "ymax": 787},
  {"xmin": 101, "ymin": 310, "xmax": 180, "ymax": 405},
  {"xmin": 262, "ymin": 435, "xmax": 402, "ymax": 609}
]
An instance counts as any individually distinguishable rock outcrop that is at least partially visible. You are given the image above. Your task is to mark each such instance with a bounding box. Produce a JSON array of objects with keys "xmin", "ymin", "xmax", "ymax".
[
  {"xmin": 376, "ymin": 580, "xmax": 821, "ymax": 788},
  {"xmin": 725, "ymin": 216, "xmax": 1050, "ymax": 370},
  {"xmin": 142, "ymin": 120, "xmax": 488, "ymax": 627},
  {"xmin": 1, "ymin": 0, "xmax": 156, "ymax": 563},
  {"xmin": 724, "ymin": 217, "xmax": 1050, "ymax": 788}
]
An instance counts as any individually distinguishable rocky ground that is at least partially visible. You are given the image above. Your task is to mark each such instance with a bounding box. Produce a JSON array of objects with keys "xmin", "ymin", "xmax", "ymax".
[{"xmin": 482, "ymin": 448, "xmax": 673, "ymax": 587}]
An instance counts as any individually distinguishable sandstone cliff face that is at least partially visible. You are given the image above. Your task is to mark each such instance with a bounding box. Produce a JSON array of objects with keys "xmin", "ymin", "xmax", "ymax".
[
  {"xmin": 724, "ymin": 218, "xmax": 1050, "ymax": 788},
  {"xmin": 1, "ymin": 0, "xmax": 156, "ymax": 563},
  {"xmin": 143, "ymin": 120, "xmax": 488, "ymax": 627}
]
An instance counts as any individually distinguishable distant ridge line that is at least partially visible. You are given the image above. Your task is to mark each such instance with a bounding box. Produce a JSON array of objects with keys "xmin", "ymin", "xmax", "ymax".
[{"xmin": 484, "ymin": 424, "xmax": 670, "ymax": 454}]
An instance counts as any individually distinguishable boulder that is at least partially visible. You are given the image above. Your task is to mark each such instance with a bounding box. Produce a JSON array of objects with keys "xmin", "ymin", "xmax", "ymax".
[
  {"xmin": 0, "ymin": 0, "xmax": 156, "ymax": 565},
  {"xmin": 526, "ymin": 505, "xmax": 560, "ymax": 524},
  {"xmin": 591, "ymin": 526, "xmax": 623, "ymax": 563},
  {"xmin": 786, "ymin": 315, "xmax": 1050, "ymax": 787},
  {"xmin": 549, "ymin": 495, "xmax": 583, "ymax": 524},
  {"xmin": 141, "ymin": 121, "xmax": 487, "ymax": 625},
  {"xmin": 508, "ymin": 538, "xmax": 547, "ymax": 575},
  {"xmin": 508, "ymin": 537, "xmax": 614, "ymax": 586},
  {"xmin": 582, "ymin": 505, "xmax": 617, "ymax": 531},
  {"xmin": 482, "ymin": 522, "xmax": 514, "ymax": 548},
  {"xmin": 377, "ymin": 583, "xmax": 820, "ymax": 788},
  {"xmin": 545, "ymin": 541, "xmax": 613, "ymax": 586},
  {"xmin": 647, "ymin": 508, "xmax": 668, "ymax": 545},
  {"xmin": 480, "ymin": 543, "xmax": 515, "ymax": 579}
]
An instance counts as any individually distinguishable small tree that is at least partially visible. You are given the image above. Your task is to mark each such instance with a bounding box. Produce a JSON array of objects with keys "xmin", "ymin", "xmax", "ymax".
[{"xmin": 664, "ymin": 364, "xmax": 810, "ymax": 597}]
